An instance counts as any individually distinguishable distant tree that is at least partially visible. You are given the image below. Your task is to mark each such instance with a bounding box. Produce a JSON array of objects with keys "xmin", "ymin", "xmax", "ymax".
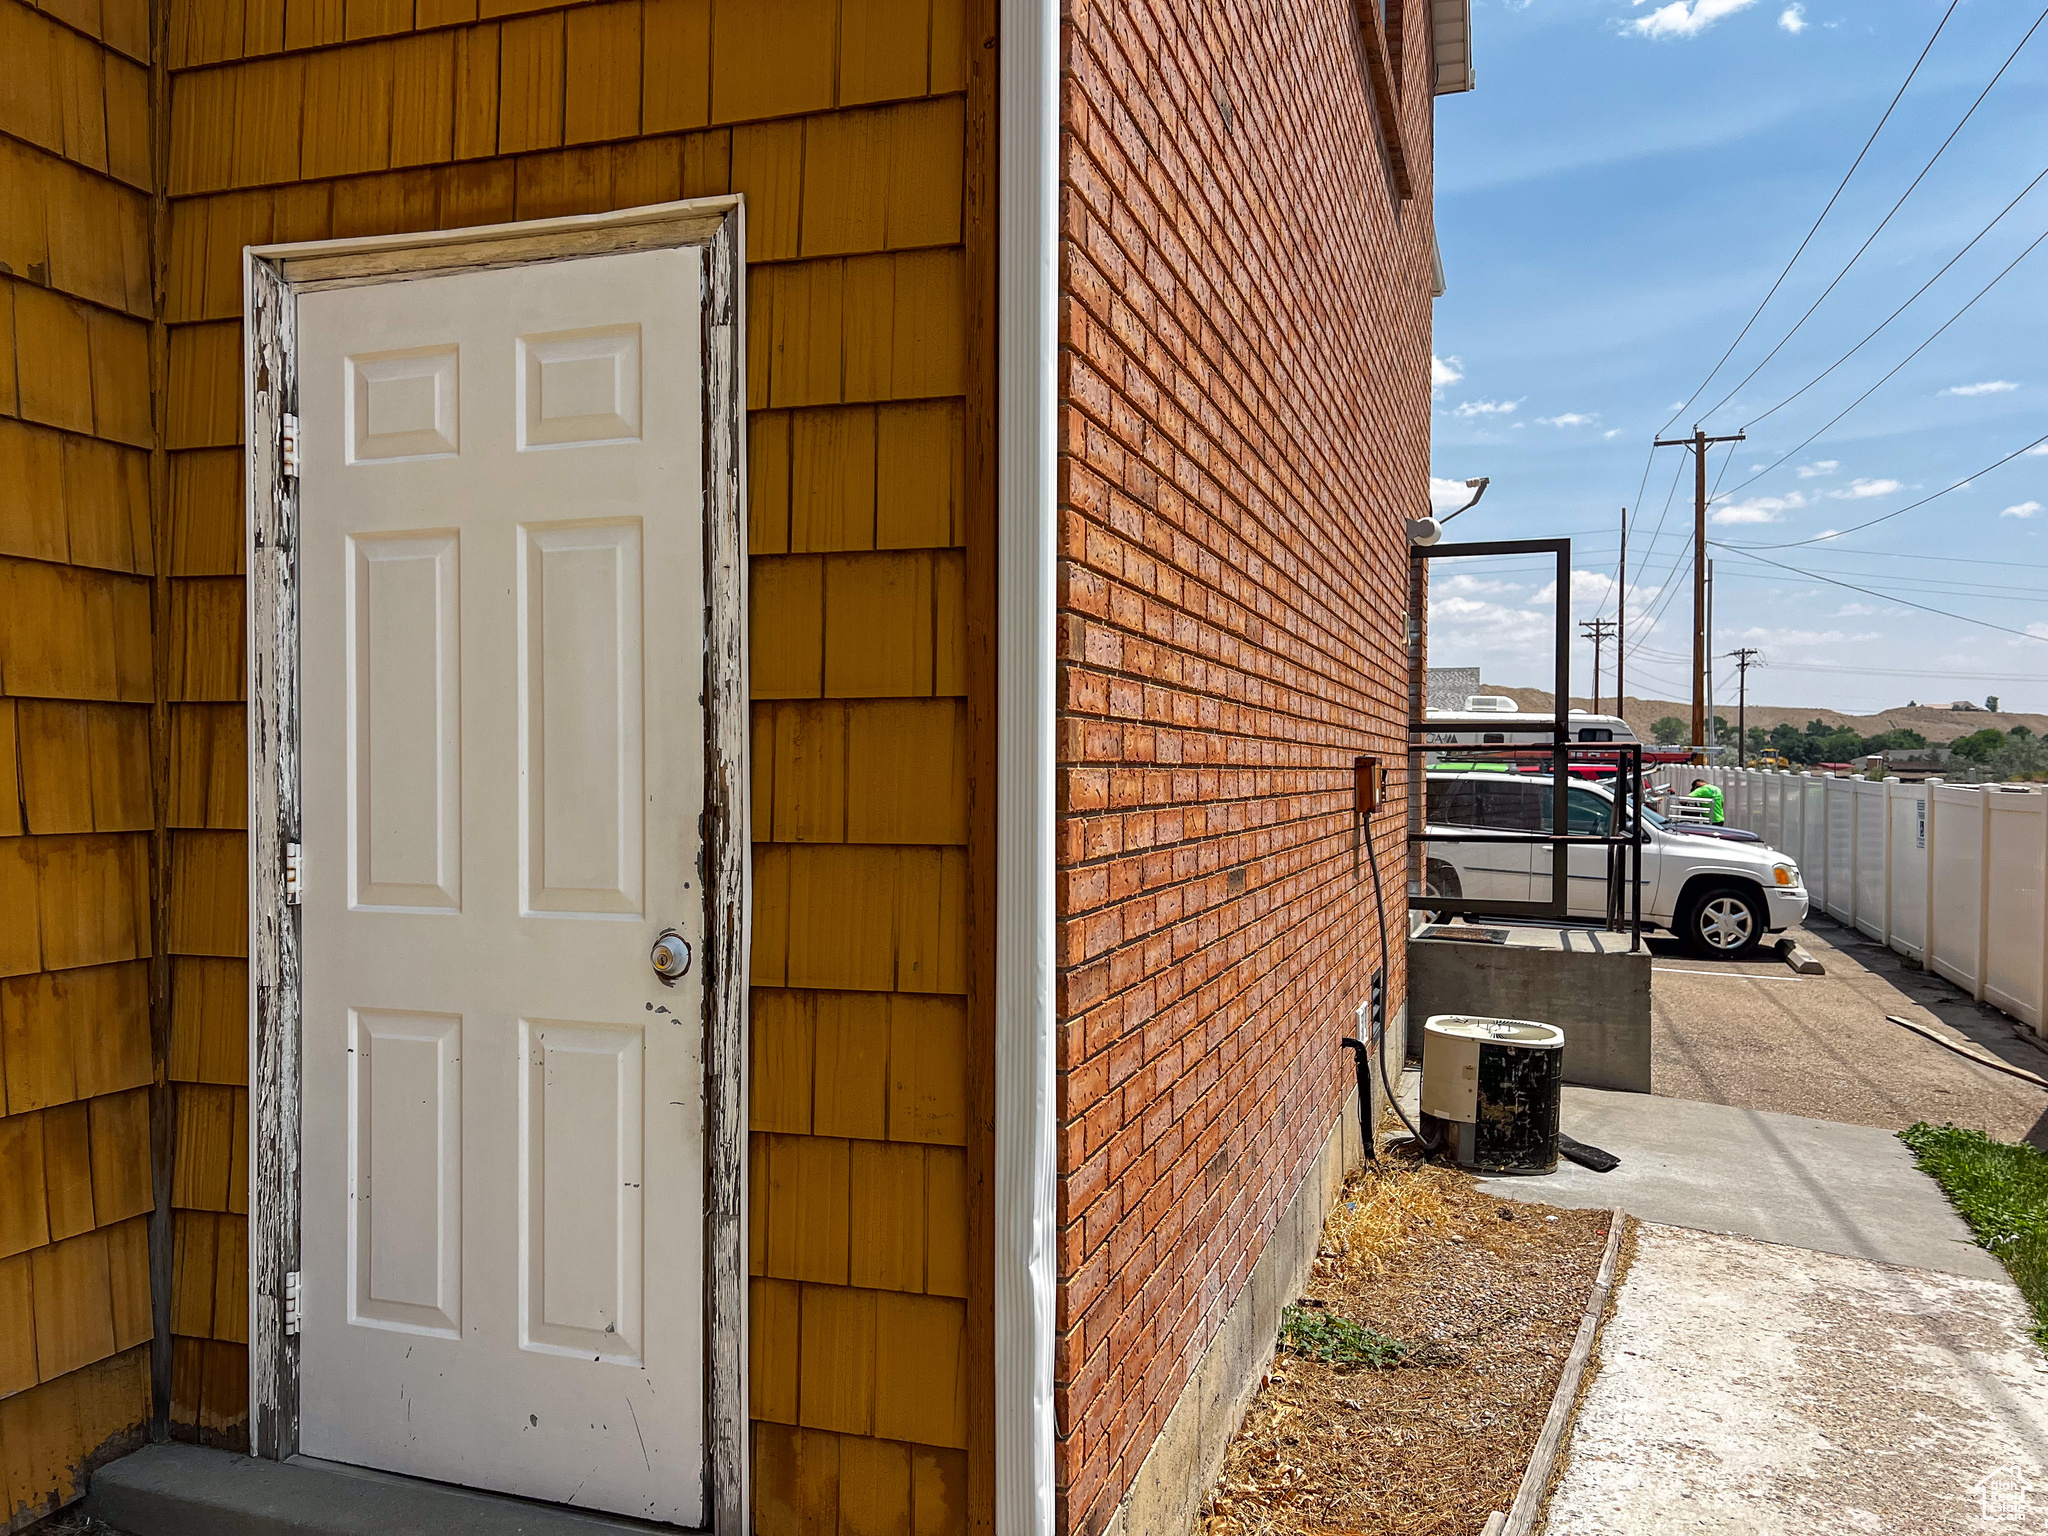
[
  {"xmin": 2012, "ymin": 725, "xmax": 2034, "ymax": 742},
  {"xmin": 1878, "ymin": 728, "xmax": 1928, "ymax": 751},
  {"xmin": 1951, "ymin": 728, "xmax": 2007, "ymax": 763},
  {"xmin": 1651, "ymin": 716, "xmax": 1687, "ymax": 745},
  {"xmin": 2000, "ymin": 733, "xmax": 2048, "ymax": 781}
]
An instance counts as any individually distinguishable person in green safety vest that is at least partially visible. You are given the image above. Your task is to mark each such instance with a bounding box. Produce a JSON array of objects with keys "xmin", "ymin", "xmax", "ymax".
[{"xmin": 1688, "ymin": 777, "xmax": 1725, "ymax": 824}]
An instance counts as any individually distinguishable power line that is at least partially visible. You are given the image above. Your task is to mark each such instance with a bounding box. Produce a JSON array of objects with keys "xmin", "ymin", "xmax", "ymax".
[
  {"xmin": 1734, "ymin": 547, "xmax": 2048, "ymax": 572},
  {"xmin": 1714, "ymin": 548, "xmax": 2048, "ymax": 644},
  {"xmin": 1740, "ymin": 167, "xmax": 2048, "ymax": 433},
  {"xmin": 1705, "ymin": 226, "xmax": 2048, "ymax": 509},
  {"xmin": 1652, "ymin": 428, "xmax": 1748, "ymax": 744},
  {"xmin": 1698, "ymin": 7, "xmax": 2048, "ymax": 424},
  {"xmin": 1622, "ymin": 438, "xmax": 1736, "ymax": 655},
  {"xmin": 1653, "ymin": 0, "xmax": 1960, "ymax": 436},
  {"xmin": 1739, "ymin": 661, "xmax": 2048, "ymax": 682},
  {"xmin": 1710, "ymin": 568, "xmax": 2048, "ymax": 602},
  {"xmin": 1717, "ymin": 426, "xmax": 2048, "ymax": 551},
  {"xmin": 1582, "ymin": 540, "xmax": 2048, "ymax": 572},
  {"xmin": 1620, "ymin": 452, "xmax": 1693, "ymax": 642}
]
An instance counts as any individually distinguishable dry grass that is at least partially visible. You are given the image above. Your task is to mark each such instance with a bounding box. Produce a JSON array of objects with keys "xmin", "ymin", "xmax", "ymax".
[{"xmin": 1199, "ymin": 1149, "xmax": 1612, "ymax": 1536}]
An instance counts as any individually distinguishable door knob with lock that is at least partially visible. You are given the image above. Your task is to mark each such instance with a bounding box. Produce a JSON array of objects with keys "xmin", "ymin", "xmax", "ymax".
[{"xmin": 650, "ymin": 929, "xmax": 692, "ymax": 985}]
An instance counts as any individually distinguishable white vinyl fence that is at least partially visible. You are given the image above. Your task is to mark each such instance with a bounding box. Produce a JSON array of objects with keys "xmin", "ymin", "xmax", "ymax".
[{"xmin": 1701, "ymin": 768, "xmax": 2048, "ymax": 1035}]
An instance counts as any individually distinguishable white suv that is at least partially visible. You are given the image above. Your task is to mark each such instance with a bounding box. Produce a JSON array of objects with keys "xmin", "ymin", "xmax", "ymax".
[{"xmin": 1421, "ymin": 770, "xmax": 1808, "ymax": 957}]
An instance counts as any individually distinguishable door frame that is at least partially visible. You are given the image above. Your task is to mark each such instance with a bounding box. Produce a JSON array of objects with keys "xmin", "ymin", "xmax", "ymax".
[{"xmin": 240, "ymin": 197, "xmax": 750, "ymax": 1533}]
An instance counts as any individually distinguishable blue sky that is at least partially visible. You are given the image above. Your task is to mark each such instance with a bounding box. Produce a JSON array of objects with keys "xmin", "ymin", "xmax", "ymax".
[{"xmin": 1426, "ymin": 0, "xmax": 2048, "ymax": 716}]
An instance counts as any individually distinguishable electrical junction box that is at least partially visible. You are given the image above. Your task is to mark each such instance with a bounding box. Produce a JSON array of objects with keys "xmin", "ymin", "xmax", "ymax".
[{"xmin": 1420, "ymin": 1014, "xmax": 1565, "ymax": 1175}]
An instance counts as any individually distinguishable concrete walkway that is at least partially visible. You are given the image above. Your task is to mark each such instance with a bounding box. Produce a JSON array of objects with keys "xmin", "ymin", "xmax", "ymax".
[
  {"xmin": 1476, "ymin": 1086, "xmax": 2004, "ymax": 1279},
  {"xmin": 1541, "ymin": 1223, "xmax": 2048, "ymax": 1535},
  {"xmin": 1439, "ymin": 922, "xmax": 2048, "ymax": 1534}
]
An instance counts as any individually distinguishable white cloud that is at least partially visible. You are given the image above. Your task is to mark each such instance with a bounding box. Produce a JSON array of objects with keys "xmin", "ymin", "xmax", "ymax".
[
  {"xmin": 2030, "ymin": 622, "xmax": 2048, "ymax": 640},
  {"xmin": 1829, "ymin": 477, "xmax": 1900, "ymax": 500},
  {"xmin": 1537, "ymin": 412, "xmax": 1599, "ymax": 427},
  {"xmin": 1437, "ymin": 573, "xmax": 1528, "ymax": 598},
  {"xmin": 1813, "ymin": 528, "xmax": 1842, "ymax": 540},
  {"xmin": 1778, "ymin": 3, "xmax": 1806, "ymax": 31},
  {"xmin": 1427, "ymin": 569, "xmax": 1671, "ymax": 677},
  {"xmin": 1710, "ymin": 491, "xmax": 1805, "ymax": 525},
  {"xmin": 1430, "ymin": 477, "xmax": 1475, "ymax": 514},
  {"xmin": 1533, "ymin": 570, "xmax": 1632, "ymax": 607},
  {"xmin": 1427, "ymin": 594, "xmax": 1558, "ymax": 661},
  {"xmin": 1738, "ymin": 627, "xmax": 1879, "ymax": 646},
  {"xmin": 1795, "ymin": 460, "xmax": 1838, "ymax": 478},
  {"xmin": 2025, "ymin": 444, "xmax": 2048, "ymax": 457},
  {"xmin": 1630, "ymin": 0, "xmax": 1758, "ymax": 38},
  {"xmin": 1605, "ymin": 428, "xmax": 1623, "ymax": 439},
  {"xmin": 2002, "ymin": 501, "xmax": 2043, "ymax": 519},
  {"xmin": 1940, "ymin": 380, "xmax": 2019, "ymax": 397},
  {"xmin": 1835, "ymin": 603, "xmax": 1877, "ymax": 617},
  {"xmin": 1431, "ymin": 354, "xmax": 1464, "ymax": 390},
  {"xmin": 1454, "ymin": 398, "xmax": 1521, "ymax": 418}
]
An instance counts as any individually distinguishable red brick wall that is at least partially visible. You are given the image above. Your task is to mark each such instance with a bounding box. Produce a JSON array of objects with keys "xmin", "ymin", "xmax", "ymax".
[{"xmin": 1051, "ymin": 0, "xmax": 1434, "ymax": 1527}]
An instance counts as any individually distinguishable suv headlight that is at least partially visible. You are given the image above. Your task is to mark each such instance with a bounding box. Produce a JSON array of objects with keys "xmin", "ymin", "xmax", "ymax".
[{"xmin": 1773, "ymin": 864, "xmax": 1798, "ymax": 887}]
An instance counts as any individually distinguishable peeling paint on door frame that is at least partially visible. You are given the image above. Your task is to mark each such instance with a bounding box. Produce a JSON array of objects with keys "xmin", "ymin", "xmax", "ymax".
[{"xmin": 242, "ymin": 197, "xmax": 750, "ymax": 1534}]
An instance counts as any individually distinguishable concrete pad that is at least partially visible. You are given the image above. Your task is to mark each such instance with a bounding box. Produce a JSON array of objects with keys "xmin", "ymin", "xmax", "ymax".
[
  {"xmin": 1410, "ymin": 928, "xmax": 1652, "ymax": 1093},
  {"xmin": 1477, "ymin": 1086, "xmax": 2004, "ymax": 1280},
  {"xmin": 1541, "ymin": 1224, "xmax": 2048, "ymax": 1535},
  {"xmin": 83, "ymin": 1444, "xmax": 680, "ymax": 1536}
]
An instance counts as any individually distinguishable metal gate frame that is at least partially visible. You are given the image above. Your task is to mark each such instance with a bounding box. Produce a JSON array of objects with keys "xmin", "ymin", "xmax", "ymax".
[{"xmin": 1407, "ymin": 537, "xmax": 1644, "ymax": 944}]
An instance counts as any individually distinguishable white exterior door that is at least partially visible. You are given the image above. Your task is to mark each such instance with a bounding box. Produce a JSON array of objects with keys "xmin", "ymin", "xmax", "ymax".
[{"xmin": 294, "ymin": 248, "xmax": 707, "ymax": 1523}]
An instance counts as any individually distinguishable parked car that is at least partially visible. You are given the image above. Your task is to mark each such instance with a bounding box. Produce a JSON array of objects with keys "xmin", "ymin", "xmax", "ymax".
[{"xmin": 1422, "ymin": 770, "xmax": 1808, "ymax": 957}]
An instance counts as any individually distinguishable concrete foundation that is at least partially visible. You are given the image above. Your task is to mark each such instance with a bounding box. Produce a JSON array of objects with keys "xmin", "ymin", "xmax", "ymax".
[
  {"xmin": 83, "ymin": 1444, "xmax": 672, "ymax": 1536},
  {"xmin": 1408, "ymin": 928, "xmax": 1652, "ymax": 1092},
  {"xmin": 1102, "ymin": 1059, "xmax": 1376, "ymax": 1536}
]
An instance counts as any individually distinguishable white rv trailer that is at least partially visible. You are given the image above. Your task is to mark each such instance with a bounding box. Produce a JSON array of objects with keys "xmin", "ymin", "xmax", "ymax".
[{"xmin": 1422, "ymin": 696, "xmax": 1639, "ymax": 749}]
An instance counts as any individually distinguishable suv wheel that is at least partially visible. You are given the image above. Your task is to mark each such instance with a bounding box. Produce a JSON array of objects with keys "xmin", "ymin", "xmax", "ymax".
[
  {"xmin": 1421, "ymin": 860, "xmax": 1462, "ymax": 923},
  {"xmin": 1682, "ymin": 884, "xmax": 1765, "ymax": 959}
]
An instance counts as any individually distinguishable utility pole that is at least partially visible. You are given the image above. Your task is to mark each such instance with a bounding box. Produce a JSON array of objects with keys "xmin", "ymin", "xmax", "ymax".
[
  {"xmin": 1705, "ymin": 559, "xmax": 1715, "ymax": 751},
  {"xmin": 1728, "ymin": 647, "xmax": 1761, "ymax": 768},
  {"xmin": 1654, "ymin": 428, "xmax": 1745, "ymax": 758},
  {"xmin": 1579, "ymin": 617, "xmax": 1617, "ymax": 715},
  {"xmin": 1615, "ymin": 506, "xmax": 1627, "ymax": 729}
]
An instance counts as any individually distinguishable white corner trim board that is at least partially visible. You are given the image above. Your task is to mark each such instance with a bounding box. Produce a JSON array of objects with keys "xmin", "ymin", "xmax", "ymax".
[{"xmin": 997, "ymin": 0, "xmax": 1059, "ymax": 1532}]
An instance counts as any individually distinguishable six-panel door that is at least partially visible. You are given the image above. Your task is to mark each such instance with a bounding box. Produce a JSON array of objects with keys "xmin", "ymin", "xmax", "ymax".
[{"xmin": 295, "ymin": 248, "xmax": 708, "ymax": 1524}]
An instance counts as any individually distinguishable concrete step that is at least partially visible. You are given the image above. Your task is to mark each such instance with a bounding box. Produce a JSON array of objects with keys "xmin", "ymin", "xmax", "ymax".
[{"xmin": 84, "ymin": 1445, "xmax": 697, "ymax": 1536}]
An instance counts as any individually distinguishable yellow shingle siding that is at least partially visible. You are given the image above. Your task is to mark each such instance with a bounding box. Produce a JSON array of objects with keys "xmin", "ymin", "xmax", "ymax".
[
  {"xmin": 144, "ymin": 0, "xmax": 979, "ymax": 1526},
  {"xmin": 0, "ymin": 1, "xmax": 157, "ymax": 1518}
]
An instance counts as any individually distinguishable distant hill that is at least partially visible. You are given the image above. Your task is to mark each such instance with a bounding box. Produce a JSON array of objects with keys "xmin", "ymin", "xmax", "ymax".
[{"xmin": 1474, "ymin": 685, "xmax": 2048, "ymax": 746}]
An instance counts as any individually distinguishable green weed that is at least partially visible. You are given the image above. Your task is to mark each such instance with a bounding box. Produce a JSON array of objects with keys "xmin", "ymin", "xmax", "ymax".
[
  {"xmin": 1900, "ymin": 1122, "xmax": 2048, "ymax": 1348},
  {"xmin": 1277, "ymin": 1305, "xmax": 1407, "ymax": 1368}
]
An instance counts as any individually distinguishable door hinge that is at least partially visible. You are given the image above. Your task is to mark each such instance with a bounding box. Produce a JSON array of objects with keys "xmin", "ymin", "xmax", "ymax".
[
  {"xmin": 284, "ymin": 842, "xmax": 303, "ymax": 905},
  {"xmin": 280, "ymin": 414, "xmax": 301, "ymax": 479},
  {"xmin": 283, "ymin": 1271, "xmax": 302, "ymax": 1336}
]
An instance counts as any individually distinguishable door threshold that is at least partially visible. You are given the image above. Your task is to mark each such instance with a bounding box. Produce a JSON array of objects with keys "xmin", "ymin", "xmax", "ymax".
[{"xmin": 85, "ymin": 1443, "xmax": 706, "ymax": 1536}]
